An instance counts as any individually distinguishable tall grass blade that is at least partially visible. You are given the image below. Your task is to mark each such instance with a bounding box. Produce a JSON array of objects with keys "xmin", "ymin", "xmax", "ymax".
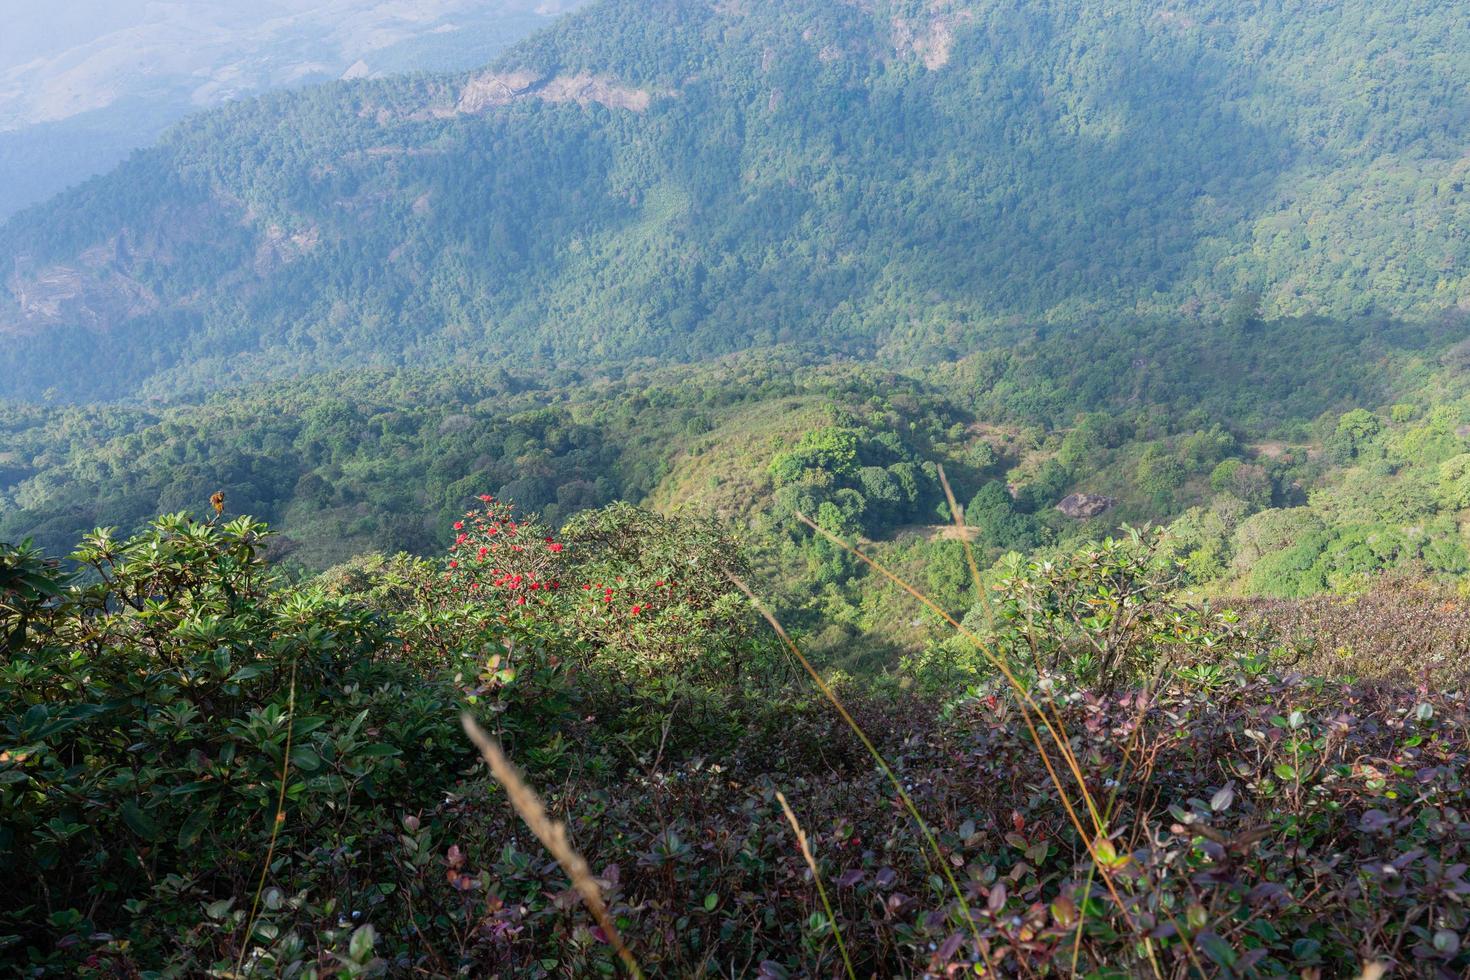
[
  {"xmin": 235, "ymin": 660, "xmax": 298, "ymax": 978},
  {"xmin": 726, "ymin": 573, "xmax": 993, "ymax": 970}
]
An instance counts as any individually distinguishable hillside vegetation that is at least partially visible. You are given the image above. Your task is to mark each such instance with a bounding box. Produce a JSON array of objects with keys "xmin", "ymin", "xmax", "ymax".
[
  {"xmin": 0, "ymin": 0, "xmax": 581, "ymax": 219},
  {"xmin": 7, "ymin": 313, "xmax": 1470, "ymax": 664},
  {"xmin": 3, "ymin": 493, "xmax": 1467, "ymax": 975}
]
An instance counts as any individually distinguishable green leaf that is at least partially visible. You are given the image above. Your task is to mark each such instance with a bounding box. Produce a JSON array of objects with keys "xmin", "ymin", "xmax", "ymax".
[
  {"xmin": 178, "ymin": 807, "xmax": 212, "ymax": 848},
  {"xmin": 289, "ymin": 745, "xmax": 323, "ymax": 772},
  {"xmin": 168, "ymin": 781, "xmax": 213, "ymax": 797},
  {"xmin": 704, "ymin": 892, "xmax": 718, "ymax": 912},
  {"xmin": 354, "ymin": 744, "xmax": 402, "ymax": 759},
  {"xmin": 348, "ymin": 923, "xmax": 376, "ymax": 963},
  {"xmin": 121, "ymin": 801, "xmax": 159, "ymax": 841},
  {"xmin": 291, "ymin": 716, "xmax": 329, "ymax": 738},
  {"xmin": 1290, "ymin": 938, "xmax": 1321, "ymax": 962},
  {"xmin": 1196, "ymin": 931, "xmax": 1236, "ymax": 968},
  {"xmin": 20, "ymin": 704, "xmax": 47, "ymax": 734}
]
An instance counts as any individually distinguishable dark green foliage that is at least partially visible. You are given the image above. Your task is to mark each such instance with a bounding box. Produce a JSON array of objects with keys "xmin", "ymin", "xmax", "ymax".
[
  {"xmin": 0, "ymin": 515, "xmax": 545, "ymax": 972},
  {"xmin": 0, "ymin": 505, "xmax": 772, "ymax": 974},
  {"xmin": 4, "ymin": 510, "xmax": 1468, "ymax": 975},
  {"xmin": 965, "ymin": 482, "xmax": 1039, "ymax": 554}
]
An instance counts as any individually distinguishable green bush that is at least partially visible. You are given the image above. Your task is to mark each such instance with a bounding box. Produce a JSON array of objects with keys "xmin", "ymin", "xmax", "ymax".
[{"xmin": 0, "ymin": 509, "xmax": 683, "ymax": 974}]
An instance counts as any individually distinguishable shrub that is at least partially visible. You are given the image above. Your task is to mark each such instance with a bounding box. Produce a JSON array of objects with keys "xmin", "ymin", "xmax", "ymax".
[
  {"xmin": 978, "ymin": 529, "xmax": 1250, "ymax": 688},
  {"xmin": 0, "ymin": 514, "xmax": 574, "ymax": 974}
]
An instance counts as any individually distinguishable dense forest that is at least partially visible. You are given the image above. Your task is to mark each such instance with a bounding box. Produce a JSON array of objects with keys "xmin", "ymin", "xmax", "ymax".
[
  {"xmin": 6, "ymin": 309, "xmax": 1470, "ymax": 663},
  {"xmin": 1, "ymin": 0, "xmax": 1467, "ymax": 400}
]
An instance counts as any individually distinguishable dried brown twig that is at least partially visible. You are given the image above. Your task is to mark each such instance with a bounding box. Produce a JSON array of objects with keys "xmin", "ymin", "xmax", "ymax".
[{"xmin": 460, "ymin": 713, "xmax": 643, "ymax": 978}]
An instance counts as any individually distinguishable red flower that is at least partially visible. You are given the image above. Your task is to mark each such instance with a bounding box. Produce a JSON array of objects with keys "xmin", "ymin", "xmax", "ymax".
[
  {"xmin": 448, "ymin": 560, "xmax": 458, "ymax": 569},
  {"xmin": 630, "ymin": 605, "xmax": 643, "ymax": 616},
  {"xmin": 548, "ymin": 542, "xmax": 564, "ymax": 553},
  {"xmin": 515, "ymin": 596, "xmax": 527, "ymax": 606},
  {"xmin": 478, "ymin": 546, "xmax": 489, "ymax": 558},
  {"xmin": 453, "ymin": 521, "xmax": 464, "ymax": 530},
  {"xmin": 479, "ymin": 494, "xmax": 494, "ymax": 502}
]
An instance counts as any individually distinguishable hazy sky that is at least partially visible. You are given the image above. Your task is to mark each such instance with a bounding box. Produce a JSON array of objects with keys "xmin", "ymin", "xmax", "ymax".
[{"xmin": 0, "ymin": 0, "xmax": 579, "ymax": 127}]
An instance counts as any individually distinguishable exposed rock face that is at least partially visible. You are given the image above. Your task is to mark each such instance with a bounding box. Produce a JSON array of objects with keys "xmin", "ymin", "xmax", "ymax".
[
  {"xmin": 4, "ymin": 248, "xmax": 159, "ymax": 335},
  {"xmin": 884, "ymin": 0, "xmax": 976, "ymax": 69},
  {"xmin": 252, "ymin": 224, "xmax": 322, "ymax": 276},
  {"xmin": 1056, "ymin": 492, "xmax": 1116, "ymax": 519},
  {"xmin": 456, "ymin": 70, "xmax": 662, "ymax": 114}
]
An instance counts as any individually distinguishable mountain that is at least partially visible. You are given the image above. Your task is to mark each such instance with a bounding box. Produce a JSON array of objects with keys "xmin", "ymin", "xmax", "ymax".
[
  {"xmin": 0, "ymin": 0, "xmax": 583, "ymax": 220},
  {"xmin": 2, "ymin": 0, "xmax": 1468, "ymax": 404}
]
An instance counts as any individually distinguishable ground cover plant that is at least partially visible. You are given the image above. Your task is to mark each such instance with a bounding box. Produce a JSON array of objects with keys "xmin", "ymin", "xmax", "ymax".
[{"xmin": 3, "ymin": 498, "xmax": 1467, "ymax": 977}]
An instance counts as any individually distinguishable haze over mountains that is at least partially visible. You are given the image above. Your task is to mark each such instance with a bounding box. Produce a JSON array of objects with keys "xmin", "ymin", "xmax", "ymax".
[{"xmin": 0, "ymin": 0, "xmax": 581, "ymax": 219}]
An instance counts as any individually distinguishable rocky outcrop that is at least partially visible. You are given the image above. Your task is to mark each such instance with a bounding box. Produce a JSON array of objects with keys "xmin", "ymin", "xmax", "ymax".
[
  {"xmin": 4, "ymin": 247, "xmax": 158, "ymax": 336},
  {"xmin": 456, "ymin": 70, "xmax": 662, "ymax": 114},
  {"xmin": 252, "ymin": 224, "xmax": 321, "ymax": 276},
  {"xmin": 1056, "ymin": 492, "xmax": 1116, "ymax": 519},
  {"xmin": 889, "ymin": 2, "xmax": 975, "ymax": 69}
]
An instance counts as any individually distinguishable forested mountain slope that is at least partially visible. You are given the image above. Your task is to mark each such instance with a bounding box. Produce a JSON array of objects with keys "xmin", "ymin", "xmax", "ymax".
[{"xmin": 2, "ymin": 0, "xmax": 1466, "ymax": 401}]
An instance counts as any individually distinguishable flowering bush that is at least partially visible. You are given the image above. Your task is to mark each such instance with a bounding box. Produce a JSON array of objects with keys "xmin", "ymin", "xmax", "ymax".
[
  {"xmin": 0, "ymin": 514, "xmax": 576, "ymax": 976},
  {"xmin": 443, "ymin": 498, "xmax": 754, "ymax": 680}
]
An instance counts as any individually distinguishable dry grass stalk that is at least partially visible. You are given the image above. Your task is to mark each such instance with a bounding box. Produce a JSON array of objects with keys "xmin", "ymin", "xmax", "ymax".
[
  {"xmin": 460, "ymin": 713, "xmax": 643, "ymax": 979},
  {"xmin": 235, "ymin": 660, "xmax": 298, "ymax": 978},
  {"xmin": 725, "ymin": 573, "xmax": 992, "ymax": 970},
  {"xmin": 935, "ymin": 463, "xmax": 989, "ymax": 623},
  {"xmin": 791, "ymin": 512, "xmax": 1187, "ymax": 978},
  {"xmin": 776, "ymin": 791, "xmax": 856, "ymax": 980}
]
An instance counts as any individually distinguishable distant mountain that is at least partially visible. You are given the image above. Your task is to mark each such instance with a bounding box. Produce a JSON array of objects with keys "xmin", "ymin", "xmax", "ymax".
[
  {"xmin": 1, "ymin": 0, "xmax": 1467, "ymax": 401},
  {"xmin": 0, "ymin": 0, "xmax": 583, "ymax": 219}
]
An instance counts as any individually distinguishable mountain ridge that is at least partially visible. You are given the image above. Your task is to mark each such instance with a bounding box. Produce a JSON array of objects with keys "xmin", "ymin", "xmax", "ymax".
[
  {"xmin": 1, "ymin": 0, "xmax": 1467, "ymax": 401},
  {"xmin": 0, "ymin": 1, "xmax": 587, "ymax": 220}
]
